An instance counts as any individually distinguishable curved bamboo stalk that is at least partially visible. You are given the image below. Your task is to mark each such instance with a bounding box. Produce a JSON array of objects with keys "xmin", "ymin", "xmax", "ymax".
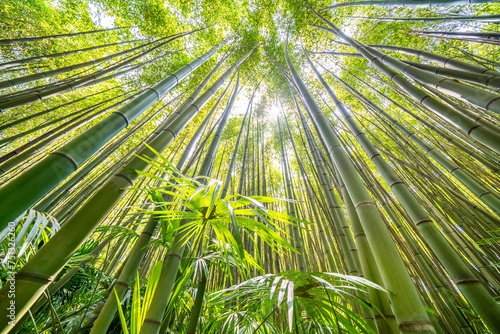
[
  {"xmin": 321, "ymin": 0, "xmax": 496, "ymax": 10},
  {"xmin": 0, "ymin": 42, "xmax": 232, "ymax": 333},
  {"xmin": 0, "ymin": 39, "xmax": 144, "ymax": 71},
  {"xmin": 0, "ymin": 32, "xmax": 189, "ymax": 112},
  {"xmin": 312, "ymin": 24, "xmax": 500, "ymax": 156},
  {"xmin": 368, "ymin": 44, "xmax": 500, "ymax": 77},
  {"xmin": 0, "ymin": 26, "xmax": 132, "ymax": 45},
  {"xmin": 348, "ymin": 13, "xmax": 500, "ymax": 23},
  {"xmin": 310, "ymin": 55, "xmax": 500, "ymax": 330},
  {"xmin": 285, "ymin": 21, "xmax": 434, "ymax": 332},
  {"xmin": 0, "ymin": 36, "xmax": 170, "ymax": 89},
  {"xmin": 139, "ymin": 50, "xmax": 259, "ymax": 334}
]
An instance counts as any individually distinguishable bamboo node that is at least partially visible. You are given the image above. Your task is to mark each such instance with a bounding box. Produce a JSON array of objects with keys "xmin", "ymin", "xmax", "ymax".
[
  {"xmin": 374, "ymin": 314, "xmax": 395, "ymax": 319},
  {"xmin": 164, "ymin": 128, "xmax": 177, "ymax": 139},
  {"xmin": 112, "ymin": 111, "xmax": 130, "ymax": 126},
  {"xmin": 478, "ymin": 191, "xmax": 491, "ymax": 199},
  {"xmin": 354, "ymin": 201, "xmax": 374, "ymax": 209},
  {"xmin": 169, "ymin": 73, "xmax": 180, "ymax": 86},
  {"xmin": 398, "ymin": 321, "xmax": 434, "ymax": 332},
  {"xmin": 485, "ymin": 96, "xmax": 500, "ymax": 111},
  {"xmin": 15, "ymin": 272, "xmax": 52, "ymax": 283},
  {"xmin": 455, "ymin": 279, "xmax": 481, "ymax": 285},
  {"xmin": 115, "ymin": 281, "xmax": 130, "ymax": 287},
  {"xmin": 51, "ymin": 151, "xmax": 79, "ymax": 169},
  {"xmin": 114, "ymin": 173, "xmax": 134, "ymax": 186},
  {"xmin": 143, "ymin": 318, "xmax": 162, "ymax": 326},
  {"xmin": 167, "ymin": 253, "xmax": 182, "ymax": 260},
  {"xmin": 434, "ymin": 77, "xmax": 447, "ymax": 89},
  {"xmin": 419, "ymin": 95, "xmax": 431, "ymax": 104},
  {"xmin": 415, "ymin": 219, "xmax": 433, "ymax": 226},
  {"xmin": 147, "ymin": 87, "xmax": 161, "ymax": 100}
]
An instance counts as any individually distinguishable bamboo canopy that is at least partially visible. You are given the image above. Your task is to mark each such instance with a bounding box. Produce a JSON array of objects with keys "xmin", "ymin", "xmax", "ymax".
[{"xmin": 0, "ymin": 1, "xmax": 499, "ymax": 334}]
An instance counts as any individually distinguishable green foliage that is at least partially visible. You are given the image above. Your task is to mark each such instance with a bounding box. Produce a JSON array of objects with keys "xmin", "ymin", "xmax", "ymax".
[
  {"xmin": 115, "ymin": 260, "xmax": 163, "ymax": 334},
  {"xmin": 206, "ymin": 270, "xmax": 384, "ymax": 333}
]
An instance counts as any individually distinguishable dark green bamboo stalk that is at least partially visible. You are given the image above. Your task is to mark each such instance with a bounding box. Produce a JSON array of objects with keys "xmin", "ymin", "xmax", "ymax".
[
  {"xmin": 0, "ymin": 38, "xmax": 232, "ymax": 334},
  {"xmin": 368, "ymin": 44, "xmax": 500, "ymax": 77},
  {"xmin": 349, "ymin": 14, "xmax": 500, "ymax": 23},
  {"xmin": 321, "ymin": 0, "xmax": 496, "ymax": 10},
  {"xmin": 32, "ymin": 90, "xmax": 189, "ymax": 213},
  {"xmin": 0, "ymin": 26, "xmax": 132, "ymax": 45},
  {"xmin": 185, "ymin": 70, "xmax": 240, "ymax": 334},
  {"xmin": 315, "ymin": 50, "xmax": 500, "ymax": 89},
  {"xmin": 277, "ymin": 115, "xmax": 305, "ymax": 271},
  {"xmin": 0, "ymin": 39, "xmax": 230, "ymax": 230},
  {"xmin": 0, "ymin": 85, "xmax": 123, "ymax": 131},
  {"xmin": 139, "ymin": 49, "xmax": 259, "ymax": 334},
  {"xmin": 410, "ymin": 30, "xmax": 500, "ymax": 40},
  {"xmin": 310, "ymin": 55, "xmax": 500, "ymax": 331},
  {"xmin": 220, "ymin": 80, "xmax": 262, "ymax": 199},
  {"xmin": 342, "ymin": 75, "xmax": 500, "ymax": 215},
  {"xmin": 339, "ymin": 67, "xmax": 500, "ymax": 173},
  {"xmin": 0, "ymin": 32, "xmax": 189, "ymax": 112},
  {"xmin": 363, "ymin": 45, "xmax": 500, "ymax": 115},
  {"xmin": 85, "ymin": 79, "xmax": 229, "ymax": 334},
  {"xmin": 0, "ymin": 39, "xmax": 143, "ymax": 70},
  {"xmin": 285, "ymin": 22, "xmax": 434, "ymax": 332},
  {"xmin": 312, "ymin": 24, "xmax": 500, "ymax": 155},
  {"xmin": 0, "ymin": 36, "xmax": 173, "ymax": 89},
  {"xmin": 0, "ymin": 89, "xmax": 136, "ymax": 153}
]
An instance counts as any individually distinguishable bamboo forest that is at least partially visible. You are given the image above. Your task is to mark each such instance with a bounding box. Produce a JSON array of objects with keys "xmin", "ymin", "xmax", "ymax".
[{"xmin": 1, "ymin": 0, "xmax": 500, "ymax": 333}]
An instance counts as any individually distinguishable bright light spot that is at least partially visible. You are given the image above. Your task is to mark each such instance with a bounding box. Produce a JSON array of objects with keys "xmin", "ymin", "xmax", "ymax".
[
  {"xmin": 88, "ymin": 3, "xmax": 115, "ymax": 28},
  {"xmin": 268, "ymin": 104, "xmax": 281, "ymax": 118}
]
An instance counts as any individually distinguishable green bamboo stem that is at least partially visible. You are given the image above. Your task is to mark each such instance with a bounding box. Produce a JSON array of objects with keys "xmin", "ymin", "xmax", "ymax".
[
  {"xmin": 368, "ymin": 44, "xmax": 500, "ymax": 77},
  {"xmin": 363, "ymin": 46, "xmax": 500, "ymax": 115},
  {"xmin": 283, "ymin": 110, "xmax": 338, "ymax": 272},
  {"xmin": 346, "ymin": 77, "xmax": 500, "ymax": 215},
  {"xmin": 139, "ymin": 49, "xmax": 258, "ymax": 334},
  {"xmin": 313, "ymin": 24, "xmax": 500, "ymax": 156},
  {"xmin": 184, "ymin": 70, "xmax": 241, "ymax": 334},
  {"xmin": 343, "ymin": 63, "xmax": 500, "ymax": 162},
  {"xmin": 85, "ymin": 78, "xmax": 226, "ymax": 333},
  {"xmin": 220, "ymin": 80, "xmax": 262, "ymax": 199},
  {"xmin": 348, "ymin": 14, "xmax": 500, "ymax": 23},
  {"xmin": 321, "ymin": 0, "xmax": 497, "ymax": 10},
  {"xmin": 32, "ymin": 89, "xmax": 190, "ymax": 213},
  {"xmin": 0, "ymin": 39, "xmax": 231, "ymax": 334},
  {"xmin": 0, "ymin": 26, "xmax": 132, "ymax": 45},
  {"xmin": 318, "ymin": 49, "xmax": 500, "ymax": 90},
  {"xmin": 0, "ymin": 89, "xmax": 136, "ymax": 156},
  {"xmin": 402, "ymin": 60, "xmax": 500, "ymax": 90},
  {"xmin": 410, "ymin": 30, "xmax": 500, "ymax": 40},
  {"xmin": 340, "ymin": 69, "xmax": 500, "ymax": 173},
  {"xmin": 277, "ymin": 116, "xmax": 306, "ymax": 271},
  {"xmin": 420, "ymin": 85, "xmax": 499, "ymax": 133},
  {"xmin": 0, "ymin": 39, "xmax": 229, "ymax": 229},
  {"xmin": 0, "ymin": 93, "xmax": 139, "ymax": 174},
  {"xmin": 0, "ymin": 36, "xmax": 172, "ymax": 89},
  {"xmin": 0, "ymin": 39, "xmax": 143, "ymax": 71},
  {"xmin": 286, "ymin": 26, "xmax": 434, "ymax": 333},
  {"xmin": 355, "ymin": 148, "xmax": 477, "ymax": 334},
  {"xmin": 292, "ymin": 90, "xmax": 359, "ymax": 275},
  {"xmin": 0, "ymin": 32, "xmax": 189, "ymax": 112},
  {"xmin": 0, "ymin": 85, "xmax": 123, "ymax": 131}
]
